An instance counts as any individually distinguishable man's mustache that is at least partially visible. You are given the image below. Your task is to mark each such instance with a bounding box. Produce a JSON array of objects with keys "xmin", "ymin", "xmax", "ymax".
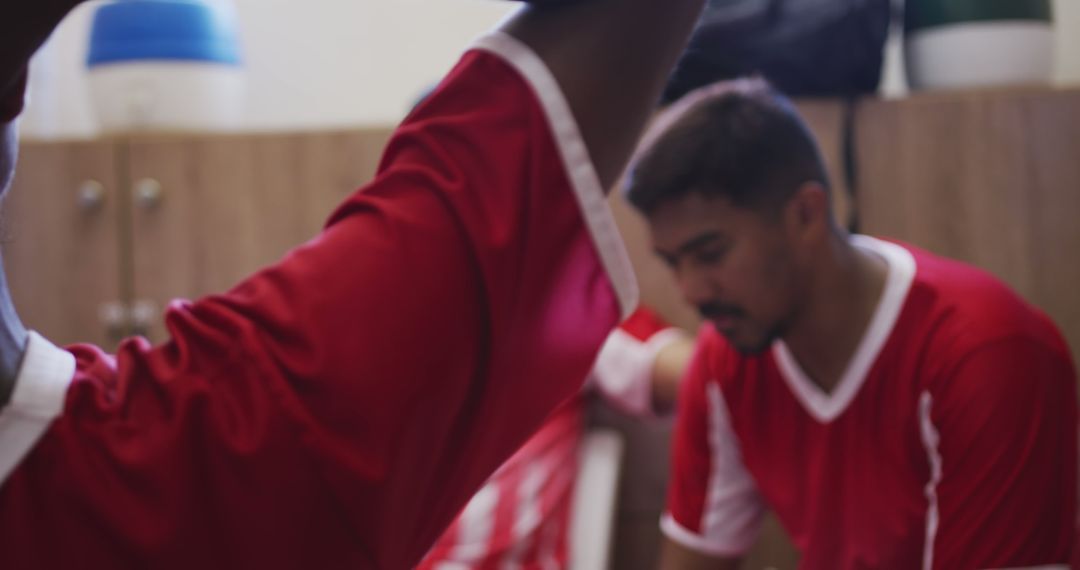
[{"xmin": 698, "ymin": 302, "xmax": 746, "ymax": 320}]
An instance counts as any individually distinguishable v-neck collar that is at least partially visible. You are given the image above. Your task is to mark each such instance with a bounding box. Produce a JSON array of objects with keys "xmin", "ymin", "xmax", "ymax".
[{"xmin": 772, "ymin": 236, "xmax": 916, "ymax": 423}]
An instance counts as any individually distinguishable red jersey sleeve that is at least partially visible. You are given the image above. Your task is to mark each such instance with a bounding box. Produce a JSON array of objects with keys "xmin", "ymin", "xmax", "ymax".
[
  {"xmin": 0, "ymin": 33, "xmax": 637, "ymax": 569},
  {"xmin": 926, "ymin": 335, "xmax": 1077, "ymax": 569},
  {"xmin": 589, "ymin": 305, "xmax": 687, "ymax": 416},
  {"xmin": 661, "ymin": 328, "xmax": 764, "ymax": 557}
]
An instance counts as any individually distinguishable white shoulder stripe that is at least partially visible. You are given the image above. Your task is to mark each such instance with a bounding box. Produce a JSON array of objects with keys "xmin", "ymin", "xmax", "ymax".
[
  {"xmin": 649, "ymin": 381, "xmax": 764, "ymax": 558},
  {"xmin": 701, "ymin": 383, "xmax": 764, "ymax": 553},
  {"xmin": 918, "ymin": 391, "xmax": 943, "ymax": 570},
  {"xmin": 660, "ymin": 513, "xmax": 751, "ymax": 558}
]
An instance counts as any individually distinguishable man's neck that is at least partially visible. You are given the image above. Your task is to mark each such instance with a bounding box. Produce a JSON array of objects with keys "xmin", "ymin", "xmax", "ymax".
[
  {"xmin": 0, "ymin": 261, "xmax": 29, "ymax": 408},
  {"xmin": 782, "ymin": 235, "xmax": 889, "ymax": 394}
]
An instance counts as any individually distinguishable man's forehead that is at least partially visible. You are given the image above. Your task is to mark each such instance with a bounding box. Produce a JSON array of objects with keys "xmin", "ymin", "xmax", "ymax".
[
  {"xmin": 648, "ymin": 194, "xmax": 736, "ymax": 231},
  {"xmin": 649, "ymin": 219, "xmax": 728, "ymax": 257}
]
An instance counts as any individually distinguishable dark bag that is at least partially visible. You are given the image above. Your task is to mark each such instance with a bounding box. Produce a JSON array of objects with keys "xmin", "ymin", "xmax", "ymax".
[{"xmin": 664, "ymin": 0, "xmax": 893, "ymax": 102}]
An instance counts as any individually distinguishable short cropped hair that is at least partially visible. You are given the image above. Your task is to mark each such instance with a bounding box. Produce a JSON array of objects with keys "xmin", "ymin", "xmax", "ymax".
[{"xmin": 626, "ymin": 78, "xmax": 829, "ymax": 216}]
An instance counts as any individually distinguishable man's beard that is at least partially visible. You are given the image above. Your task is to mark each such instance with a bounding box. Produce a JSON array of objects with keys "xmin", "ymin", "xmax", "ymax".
[
  {"xmin": 699, "ymin": 301, "xmax": 787, "ymax": 356},
  {"xmin": 698, "ymin": 301, "xmax": 745, "ymax": 323},
  {"xmin": 726, "ymin": 323, "xmax": 784, "ymax": 356}
]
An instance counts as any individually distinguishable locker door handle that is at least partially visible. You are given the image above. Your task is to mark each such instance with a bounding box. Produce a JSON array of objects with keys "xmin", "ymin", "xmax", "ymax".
[
  {"xmin": 77, "ymin": 180, "xmax": 106, "ymax": 212},
  {"xmin": 134, "ymin": 178, "xmax": 164, "ymax": 210},
  {"xmin": 130, "ymin": 300, "xmax": 157, "ymax": 338},
  {"xmin": 99, "ymin": 300, "xmax": 128, "ymax": 344}
]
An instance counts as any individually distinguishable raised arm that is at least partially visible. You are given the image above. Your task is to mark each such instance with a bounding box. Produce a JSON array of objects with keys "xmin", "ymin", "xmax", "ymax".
[
  {"xmin": 0, "ymin": 0, "xmax": 87, "ymax": 409},
  {"xmin": 0, "ymin": 1, "xmax": 712, "ymax": 567},
  {"xmin": 502, "ymin": 0, "xmax": 706, "ymax": 190},
  {"xmin": 0, "ymin": 0, "xmax": 86, "ymax": 120}
]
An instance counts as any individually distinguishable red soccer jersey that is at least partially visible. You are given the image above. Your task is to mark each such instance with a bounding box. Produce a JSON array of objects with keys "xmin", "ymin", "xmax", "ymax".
[
  {"xmin": 663, "ymin": 236, "xmax": 1077, "ymax": 569},
  {"xmin": 419, "ymin": 306, "xmax": 684, "ymax": 569},
  {"xmin": 0, "ymin": 32, "xmax": 638, "ymax": 569}
]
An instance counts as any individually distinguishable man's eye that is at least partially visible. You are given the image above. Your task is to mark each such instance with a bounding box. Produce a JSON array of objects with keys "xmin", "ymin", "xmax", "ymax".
[{"xmin": 695, "ymin": 248, "xmax": 726, "ymax": 265}]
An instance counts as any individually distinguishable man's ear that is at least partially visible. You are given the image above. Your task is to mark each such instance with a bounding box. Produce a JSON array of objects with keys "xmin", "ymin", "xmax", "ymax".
[{"xmin": 783, "ymin": 181, "xmax": 833, "ymax": 244}]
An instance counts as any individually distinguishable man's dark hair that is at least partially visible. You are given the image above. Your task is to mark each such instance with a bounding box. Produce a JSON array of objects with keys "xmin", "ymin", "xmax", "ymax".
[{"xmin": 626, "ymin": 78, "xmax": 829, "ymax": 216}]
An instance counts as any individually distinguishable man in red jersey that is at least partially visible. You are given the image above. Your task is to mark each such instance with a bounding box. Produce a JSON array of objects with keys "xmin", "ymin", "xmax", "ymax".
[
  {"xmin": 625, "ymin": 79, "xmax": 1078, "ymax": 570},
  {"xmin": 0, "ymin": 0, "xmax": 705, "ymax": 567},
  {"xmin": 420, "ymin": 305, "xmax": 693, "ymax": 569}
]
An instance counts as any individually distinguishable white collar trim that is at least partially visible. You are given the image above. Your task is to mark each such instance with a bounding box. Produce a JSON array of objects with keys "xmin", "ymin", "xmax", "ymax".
[
  {"xmin": 0, "ymin": 331, "xmax": 76, "ymax": 486},
  {"xmin": 773, "ymin": 236, "xmax": 916, "ymax": 423},
  {"xmin": 468, "ymin": 32, "xmax": 639, "ymax": 319}
]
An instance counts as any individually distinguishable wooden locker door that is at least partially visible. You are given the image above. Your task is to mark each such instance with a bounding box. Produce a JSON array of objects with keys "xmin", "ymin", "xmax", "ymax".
[
  {"xmin": 856, "ymin": 88, "xmax": 1080, "ymax": 365},
  {"xmin": 126, "ymin": 128, "xmax": 392, "ymax": 344},
  {"xmin": 0, "ymin": 139, "xmax": 122, "ymax": 348}
]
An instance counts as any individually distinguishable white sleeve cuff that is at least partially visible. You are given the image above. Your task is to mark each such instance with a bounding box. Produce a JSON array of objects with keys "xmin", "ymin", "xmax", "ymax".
[
  {"xmin": 0, "ymin": 331, "xmax": 76, "ymax": 486},
  {"xmin": 660, "ymin": 513, "xmax": 757, "ymax": 558},
  {"xmin": 589, "ymin": 327, "xmax": 686, "ymax": 416}
]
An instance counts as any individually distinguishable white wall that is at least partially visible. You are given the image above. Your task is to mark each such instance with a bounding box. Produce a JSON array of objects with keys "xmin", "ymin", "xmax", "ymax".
[
  {"xmin": 21, "ymin": 0, "xmax": 513, "ymax": 138},
  {"xmin": 881, "ymin": 0, "xmax": 1080, "ymax": 97},
  {"xmin": 232, "ymin": 0, "xmax": 513, "ymax": 130},
  {"xmin": 1055, "ymin": 0, "xmax": 1080, "ymax": 86},
  {"xmin": 18, "ymin": 0, "xmax": 1080, "ymax": 139}
]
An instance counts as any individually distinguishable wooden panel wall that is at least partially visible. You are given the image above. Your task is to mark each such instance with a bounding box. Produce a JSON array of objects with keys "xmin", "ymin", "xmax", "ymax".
[
  {"xmin": 124, "ymin": 129, "xmax": 392, "ymax": 342},
  {"xmin": 2, "ymin": 140, "xmax": 121, "ymax": 347},
  {"xmin": 856, "ymin": 88, "xmax": 1080, "ymax": 365}
]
